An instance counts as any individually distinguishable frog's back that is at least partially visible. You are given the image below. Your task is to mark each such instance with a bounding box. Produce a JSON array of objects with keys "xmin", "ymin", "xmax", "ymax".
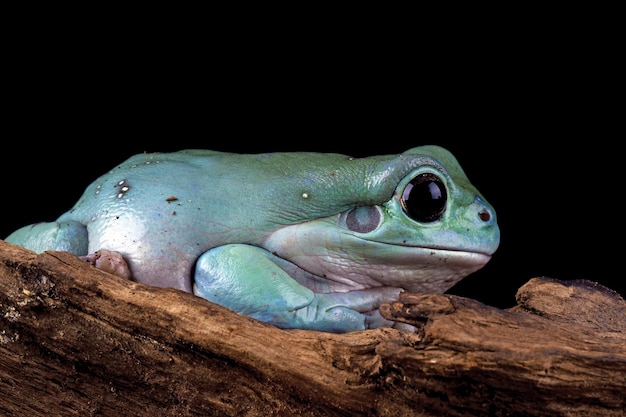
[
  {"xmin": 62, "ymin": 151, "xmax": 266, "ymax": 244},
  {"xmin": 53, "ymin": 149, "xmax": 370, "ymax": 291},
  {"xmin": 62, "ymin": 149, "xmax": 358, "ymax": 235}
]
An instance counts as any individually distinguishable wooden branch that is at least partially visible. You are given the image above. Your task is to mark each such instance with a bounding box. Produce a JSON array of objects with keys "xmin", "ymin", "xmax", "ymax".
[{"xmin": 1, "ymin": 240, "xmax": 624, "ymax": 416}]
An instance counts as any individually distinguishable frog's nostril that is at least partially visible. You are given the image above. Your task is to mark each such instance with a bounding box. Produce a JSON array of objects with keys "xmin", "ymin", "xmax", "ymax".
[{"xmin": 478, "ymin": 210, "xmax": 491, "ymax": 222}]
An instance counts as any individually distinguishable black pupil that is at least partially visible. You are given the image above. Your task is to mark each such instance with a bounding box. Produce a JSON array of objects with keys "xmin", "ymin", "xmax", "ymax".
[{"xmin": 401, "ymin": 173, "xmax": 447, "ymax": 223}]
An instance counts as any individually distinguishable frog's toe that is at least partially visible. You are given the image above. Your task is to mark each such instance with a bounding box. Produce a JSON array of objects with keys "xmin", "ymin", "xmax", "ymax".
[
  {"xmin": 391, "ymin": 321, "xmax": 419, "ymax": 333},
  {"xmin": 80, "ymin": 249, "xmax": 132, "ymax": 280},
  {"xmin": 364, "ymin": 310, "xmax": 396, "ymax": 330},
  {"xmin": 321, "ymin": 287, "xmax": 403, "ymax": 314},
  {"xmin": 306, "ymin": 294, "xmax": 396, "ymax": 333},
  {"xmin": 294, "ymin": 302, "xmax": 367, "ymax": 333}
]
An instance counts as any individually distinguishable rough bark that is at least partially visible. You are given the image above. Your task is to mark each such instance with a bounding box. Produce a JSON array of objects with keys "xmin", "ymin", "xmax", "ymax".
[{"xmin": 1, "ymin": 240, "xmax": 624, "ymax": 417}]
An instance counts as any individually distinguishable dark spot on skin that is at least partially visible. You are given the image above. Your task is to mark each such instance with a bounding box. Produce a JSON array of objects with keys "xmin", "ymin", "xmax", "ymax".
[
  {"xmin": 166, "ymin": 196, "xmax": 178, "ymax": 202},
  {"xmin": 172, "ymin": 211, "xmax": 177, "ymax": 215}
]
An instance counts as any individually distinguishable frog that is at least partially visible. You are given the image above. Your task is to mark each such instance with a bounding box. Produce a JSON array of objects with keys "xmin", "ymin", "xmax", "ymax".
[{"xmin": 4, "ymin": 146, "xmax": 500, "ymax": 333}]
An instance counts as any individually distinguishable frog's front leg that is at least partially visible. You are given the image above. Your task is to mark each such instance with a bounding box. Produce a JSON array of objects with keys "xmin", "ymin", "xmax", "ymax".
[{"xmin": 192, "ymin": 244, "xmax": 402, "ymax": 333}]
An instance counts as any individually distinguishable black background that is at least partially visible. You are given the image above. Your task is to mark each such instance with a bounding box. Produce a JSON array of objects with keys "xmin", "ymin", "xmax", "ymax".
[{"xmin": 2, "ymin": 29, "xmax": 621, "ymax": 308}]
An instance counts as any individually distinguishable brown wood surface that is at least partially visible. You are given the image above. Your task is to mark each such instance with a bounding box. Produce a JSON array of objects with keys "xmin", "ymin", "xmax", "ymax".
[{"xmin": 1, "ymin": 240, "xmax": 624, "ymax": 416}]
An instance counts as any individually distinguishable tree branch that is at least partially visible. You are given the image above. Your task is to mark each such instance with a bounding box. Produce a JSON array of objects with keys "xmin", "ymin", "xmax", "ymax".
[{"xmin": 1, "ymin": 240, "xmax": 624, "ymax": 416}]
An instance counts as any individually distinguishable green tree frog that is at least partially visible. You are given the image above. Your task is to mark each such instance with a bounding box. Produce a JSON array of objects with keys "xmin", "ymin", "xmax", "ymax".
[{"xmin": 4, "ymin": 146, "xmax": 499, "ymax": 333}]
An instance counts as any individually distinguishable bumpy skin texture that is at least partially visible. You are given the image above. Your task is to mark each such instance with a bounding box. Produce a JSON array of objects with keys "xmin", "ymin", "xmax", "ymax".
[{"xmin": 5, "ymin": 146, "xmax": 500, "ymax": 333}]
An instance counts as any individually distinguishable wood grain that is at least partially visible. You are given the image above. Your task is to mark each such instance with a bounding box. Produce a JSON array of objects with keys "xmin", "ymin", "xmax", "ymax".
[{"xmin": 1, "ymin": 240, "xmax": 624, "ymax": 416}]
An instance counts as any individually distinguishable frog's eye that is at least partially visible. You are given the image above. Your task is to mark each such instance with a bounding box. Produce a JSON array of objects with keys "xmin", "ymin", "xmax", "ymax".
[{"xmin": 400, "ymin": 173, "xmax": 447, "ymax": 223}]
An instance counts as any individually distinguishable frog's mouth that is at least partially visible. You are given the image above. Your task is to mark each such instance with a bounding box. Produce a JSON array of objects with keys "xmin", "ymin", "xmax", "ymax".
[
  {"xmin": 318, "ymin": 243, "xmax": 492, "ymax": 294},
  {"xmin": 265, "ymin": 236, "xmax": 492, "ymax": 294}
]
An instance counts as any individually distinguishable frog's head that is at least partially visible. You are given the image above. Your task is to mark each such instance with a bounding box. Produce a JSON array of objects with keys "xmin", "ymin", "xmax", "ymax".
[{"xmin": 260, "ymin": 145, "xmax": 500, "ymax": 294}]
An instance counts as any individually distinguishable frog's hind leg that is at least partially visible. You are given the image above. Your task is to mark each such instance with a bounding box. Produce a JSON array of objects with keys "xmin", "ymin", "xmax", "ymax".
[
  {"xmin": 192, "ymin": 244, "xmax": 400, "ymax": 333},
  {"xmin": 4, "ymin": 220, "xmax": 89, "ymax": 255},
  {"xmin": 5, "ymin": 221, "xmax": 133, "ymax": 280}
]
